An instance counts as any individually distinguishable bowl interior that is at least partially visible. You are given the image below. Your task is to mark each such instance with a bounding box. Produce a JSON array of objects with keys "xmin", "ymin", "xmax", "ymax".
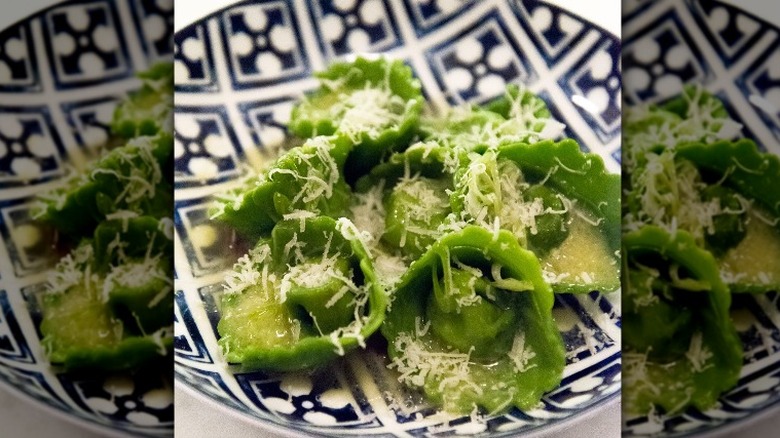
[{"xmin": 173, "ymin": 0, "xmax": 621, "ymax": 436}]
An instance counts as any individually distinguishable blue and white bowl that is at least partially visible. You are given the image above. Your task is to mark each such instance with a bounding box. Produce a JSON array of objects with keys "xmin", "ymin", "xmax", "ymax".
[
  {"xmin": 0, "ymin": 0, "xmax": 173, "ymax": 436},
  {"xmin": 174, "ymin": 0, "xmax": 621, "ymax": 436},
  {"xmin": 623, "ymin": 0, "xmax": 780, "ymax": 436}
]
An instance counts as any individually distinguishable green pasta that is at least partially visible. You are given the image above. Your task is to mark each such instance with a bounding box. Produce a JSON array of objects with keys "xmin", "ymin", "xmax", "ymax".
[
  {"xmin": 381, "ymin": 226, "xmax": 565, "ymax": 414},
  {"xmin": 623, "ymin": 226, "xmax": 741, "ymax": 415},
  {"xmin": 289, "ymin": 57, "xmax": 423, "ymax": 181},
  {"xmin": 623, "ymin": 86, "xmax": 780, "ymax": 416},
  {"xmin": 40, "ymin": 217, "xmax": 173, "ymax": 370},
  {"xmin": 217, "ymin": 216, "xmax": 386, "ymax": 371},
  {"xmin": 356, "ymin": 141, "xmax": 458, "ymax": 259},
  {"xmin": 33, "ymin": 132, "xmax": 172, "ymax": 239},
  {"xmin": 112, "ymin": 62, "xmax": 174, "ymax": 138},
  {"xmin": 215, "ymin": 57, "xmax": 619, "ymax": 415},
  {"xmin": 420, "ymin": 83, "xmax": 564, "ymax": 152},
  {"xmin": 211, "ymin": 135, "xmax": 353, "ymax": 240},
  {"xmin": 448, "ymin": 141, "xmax": 621, "ymax": 293},
  {"xmin": 34, "ymin": 63, "xmax": 174, "ymax": 371},
  {"xmin": 624, "ymin": 88, "xmax": 780, "ymax": 294}
]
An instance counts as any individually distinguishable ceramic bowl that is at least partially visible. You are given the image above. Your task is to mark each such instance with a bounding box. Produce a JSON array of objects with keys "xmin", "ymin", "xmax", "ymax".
[
  {"xmin": 623, "ymin": 0, "xmax": 780, "ymax": 436},
  {"xmin": 0, "ymin": 0, "xmax": 173, "ymax": 436},
  {"xmin": 174, "ymin": 0, "xmax": 621, "ymax": 436}
]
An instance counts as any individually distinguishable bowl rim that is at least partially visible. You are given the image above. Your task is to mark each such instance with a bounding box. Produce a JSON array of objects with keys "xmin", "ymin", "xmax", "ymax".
[
  {"xmin": 172, "ymin": 0, "xmax": 622, "ymax": 436},
  {"xmin": 172, "ymin": 0, "xmax": 621, "ymax": 67},
  {"xmin": 175, "ymin": 378, "xmax": 620, "ymax": 438},
  {"xmin": 0, "ymin": 375, "xmax": 135, "ymax": 438}
]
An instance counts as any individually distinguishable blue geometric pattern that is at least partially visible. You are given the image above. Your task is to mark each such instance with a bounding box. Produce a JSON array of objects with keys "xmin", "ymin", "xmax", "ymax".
[
  {"xmin": 0, "ymin": 23, "xmax": 38, "ymax": 91},
  {"xmin": 234, "ymin": 369, "xmax": 376, "ymax": 427},
  {"xmin": 626, "ymin": 359, "xmax": 780, "ymax": 437},
  {"xmin": 0, "ymin": 107, "xmax": 66, "ymax": 186},
  {"xmin": 555, "ymin": 294, "xmax": 618, "ymax": 364},
  {"xmin": 19, "ymin": 283, "xmax": 47, "ymax": 335},
  {"xmin": 42, "ymin": 1, "xmax": 132, "ymax": 88},
  {"xmin": 623, "ymin": 11, "xmax": 708, "ymax": 105},
  {"xmin": 623, "ymin": 1, "xmax": 780, "ymax": 436},
  {"xmin": 174, "ymin": 290, "xmax": 212, "ymax": 364},
  {"xmin": 58, "ymin": 371, "xmax": 173, "ymax": 430},
  {"xmin": 174, "ymin": 198, "xmax": 235, "ymax": 278},
  {"xmin": 0, "ymin": 364, "xmax": 69, "ymax": 411},
  {"xmin": 737, "ymin": 294, "xmax": 780, "ymax": 364},
  {"xmin": 622, "ymin": 0, "xmax": 657, "ymax": 22},
  {"xmin": 691, "ymin": 0, "xmax": 764, "ymax": 63},
  {"xmin": 197, "ymin": 284, "xmax": 224, "ymax": 339},
  {"xmin": 427, "ymin": 11, "xmax": 533, "ymax": 105},
  {"xmin": 0, "ymin": 199, "xmax": 57, "ymax": 278},
  {"xmin": 513, "ymin": 0, "xmax": 589, "ymax": 65},
  {"xmin": 544, "ymin": 353, "xmax": 621, "ymax": 412},
  {"xmin": 238, "ymin": 97, "xmax": 297, "ymax": 151},
  {"xmin": 562, "ymin": 36, "xmax": 622, "ymax": 143},
  {"xmin": 0, "ymin": 290, "xmax": 34, "ymax": 364},
  {"xmin": 174, "ymin": 23, "xmax": 217, "ymax": 92},
  {"xmin": 220, "ymin": 1, "xmax": 309, "ymax": 88},
  {"xmin": 539, "ymin": 90, "xmax": 592, "ymax": 153},
  {"xmin": 62, "ymin": 97, "xmax": 120, "ymax": 151},
  {"xmin": 174, "ymin": 364, "xmax": 247, "ymax": 413},
  {"xmin": 0, "ymin": 1, "xmax": 173, "ymax": 436},
  {"xmin": 129, "ymin": 0, "xmax": 174, "ymax": 61},
  {"xmin": 174, "ymin": 107, "xmax": 244, "ymax": 187},
  {"xmin": 401, "ymin": 0, "xmax": 478, "ymax": 36},
  {"xmin": 174, "ymin": 0, "xmax": 622, "ymax": 436},
  {"xmin": 13, "ymin": 278, "xmax": 176, "ymax": 437},
  {"xmin": 309, "ymin": 0, "xmax": 402, "ymax": 60},
  {"xmin": 742, "ymin": 45, "xmax": 780, "ymax": 144}
]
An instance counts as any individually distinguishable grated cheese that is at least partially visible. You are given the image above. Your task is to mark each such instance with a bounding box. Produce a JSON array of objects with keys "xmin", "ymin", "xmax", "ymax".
[
  {"xmin": 624, "ymin": 87, "xmax": 742, "ymax": 168},
  {"xmin": 685, "ymin": 331, "xmax": 714, "ymax": 373},
  {"xmin": 336, "ymin": 85, "xmax": 407, "ymax": 142},
  {"xmin": 278, "ymin": 231, "xmax": 357, "ymax": 304},
  {"xmin": 447, "ymin": 152, "xmax": 572, "ymax": 249},
  {"xmin": 348, "ymin": 181, "xmax": 387, "ymax": 248},
  {"xmin": 389, "ymin": 327, "xmax": 480, "ymax": 395},
  {"xmin": 507, "ymin": 332, "xmax": 538, "ymax": 373},
  {"xmin": 426, "ymin": 83, "xmax": 566, "ymax": 152},
  {"xmin": 223, "ymin": 243, "xmax": 273, "ymax": 297},
  {"xmin": 47, "ymin": 243, "xmax": 94, "ymax": 295}
]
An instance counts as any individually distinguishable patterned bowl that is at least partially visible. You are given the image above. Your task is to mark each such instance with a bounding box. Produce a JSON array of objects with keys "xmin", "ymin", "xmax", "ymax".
[
  {"xmin": 174, "ymin": 0, "xmax": 621, "ymax": 436},
  {"xmin": 0, "ymin": 0, "xmax": 173, "ymax": 436},
  {"xmin": 623, "ymin": 0, "xmax": 780, "ymax": 436}
]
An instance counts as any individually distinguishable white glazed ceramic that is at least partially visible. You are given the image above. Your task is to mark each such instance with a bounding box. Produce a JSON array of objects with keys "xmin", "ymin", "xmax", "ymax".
[{"xmin": 174, "ymin": 0, "xmax": 621, "ymax": 436}]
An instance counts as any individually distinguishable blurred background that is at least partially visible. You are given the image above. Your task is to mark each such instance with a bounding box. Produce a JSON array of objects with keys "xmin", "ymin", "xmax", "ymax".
[
  {"xmin": 0, "ymin": 0, "xmax": 103, "ymax": 433},
  {"xmin": 0, "ymin": 0, "xmax": 172, "ymax": 437}
]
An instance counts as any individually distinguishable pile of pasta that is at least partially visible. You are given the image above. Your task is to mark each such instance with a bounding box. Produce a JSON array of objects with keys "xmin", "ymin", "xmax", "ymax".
[
  {"xmin": 33, "ymin": 63, "xmax": 174, "ymax": 371},
  {"xmin": 212, "ymin": 58, "xmax": 620, "ymax": 414}
]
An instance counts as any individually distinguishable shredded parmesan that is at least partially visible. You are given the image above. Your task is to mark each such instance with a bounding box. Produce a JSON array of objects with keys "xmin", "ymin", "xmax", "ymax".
[
  {"xmin": 223, "ymin": 244, "xmax": 273, "ymax": 296},
  {"xmin": 426, "ymin": 83, "xmax": 565, "ymax": 152},
  {"xmin": 389, "ymin": 329, "xmax": 480, "ymax": 395},
  {"xmin": 685, "ymin": 331, "xmax": 714, "ymax": 373},
  {"xmin": 507, "ymin": 332, "xmax": 538, "ymax": 373}
]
